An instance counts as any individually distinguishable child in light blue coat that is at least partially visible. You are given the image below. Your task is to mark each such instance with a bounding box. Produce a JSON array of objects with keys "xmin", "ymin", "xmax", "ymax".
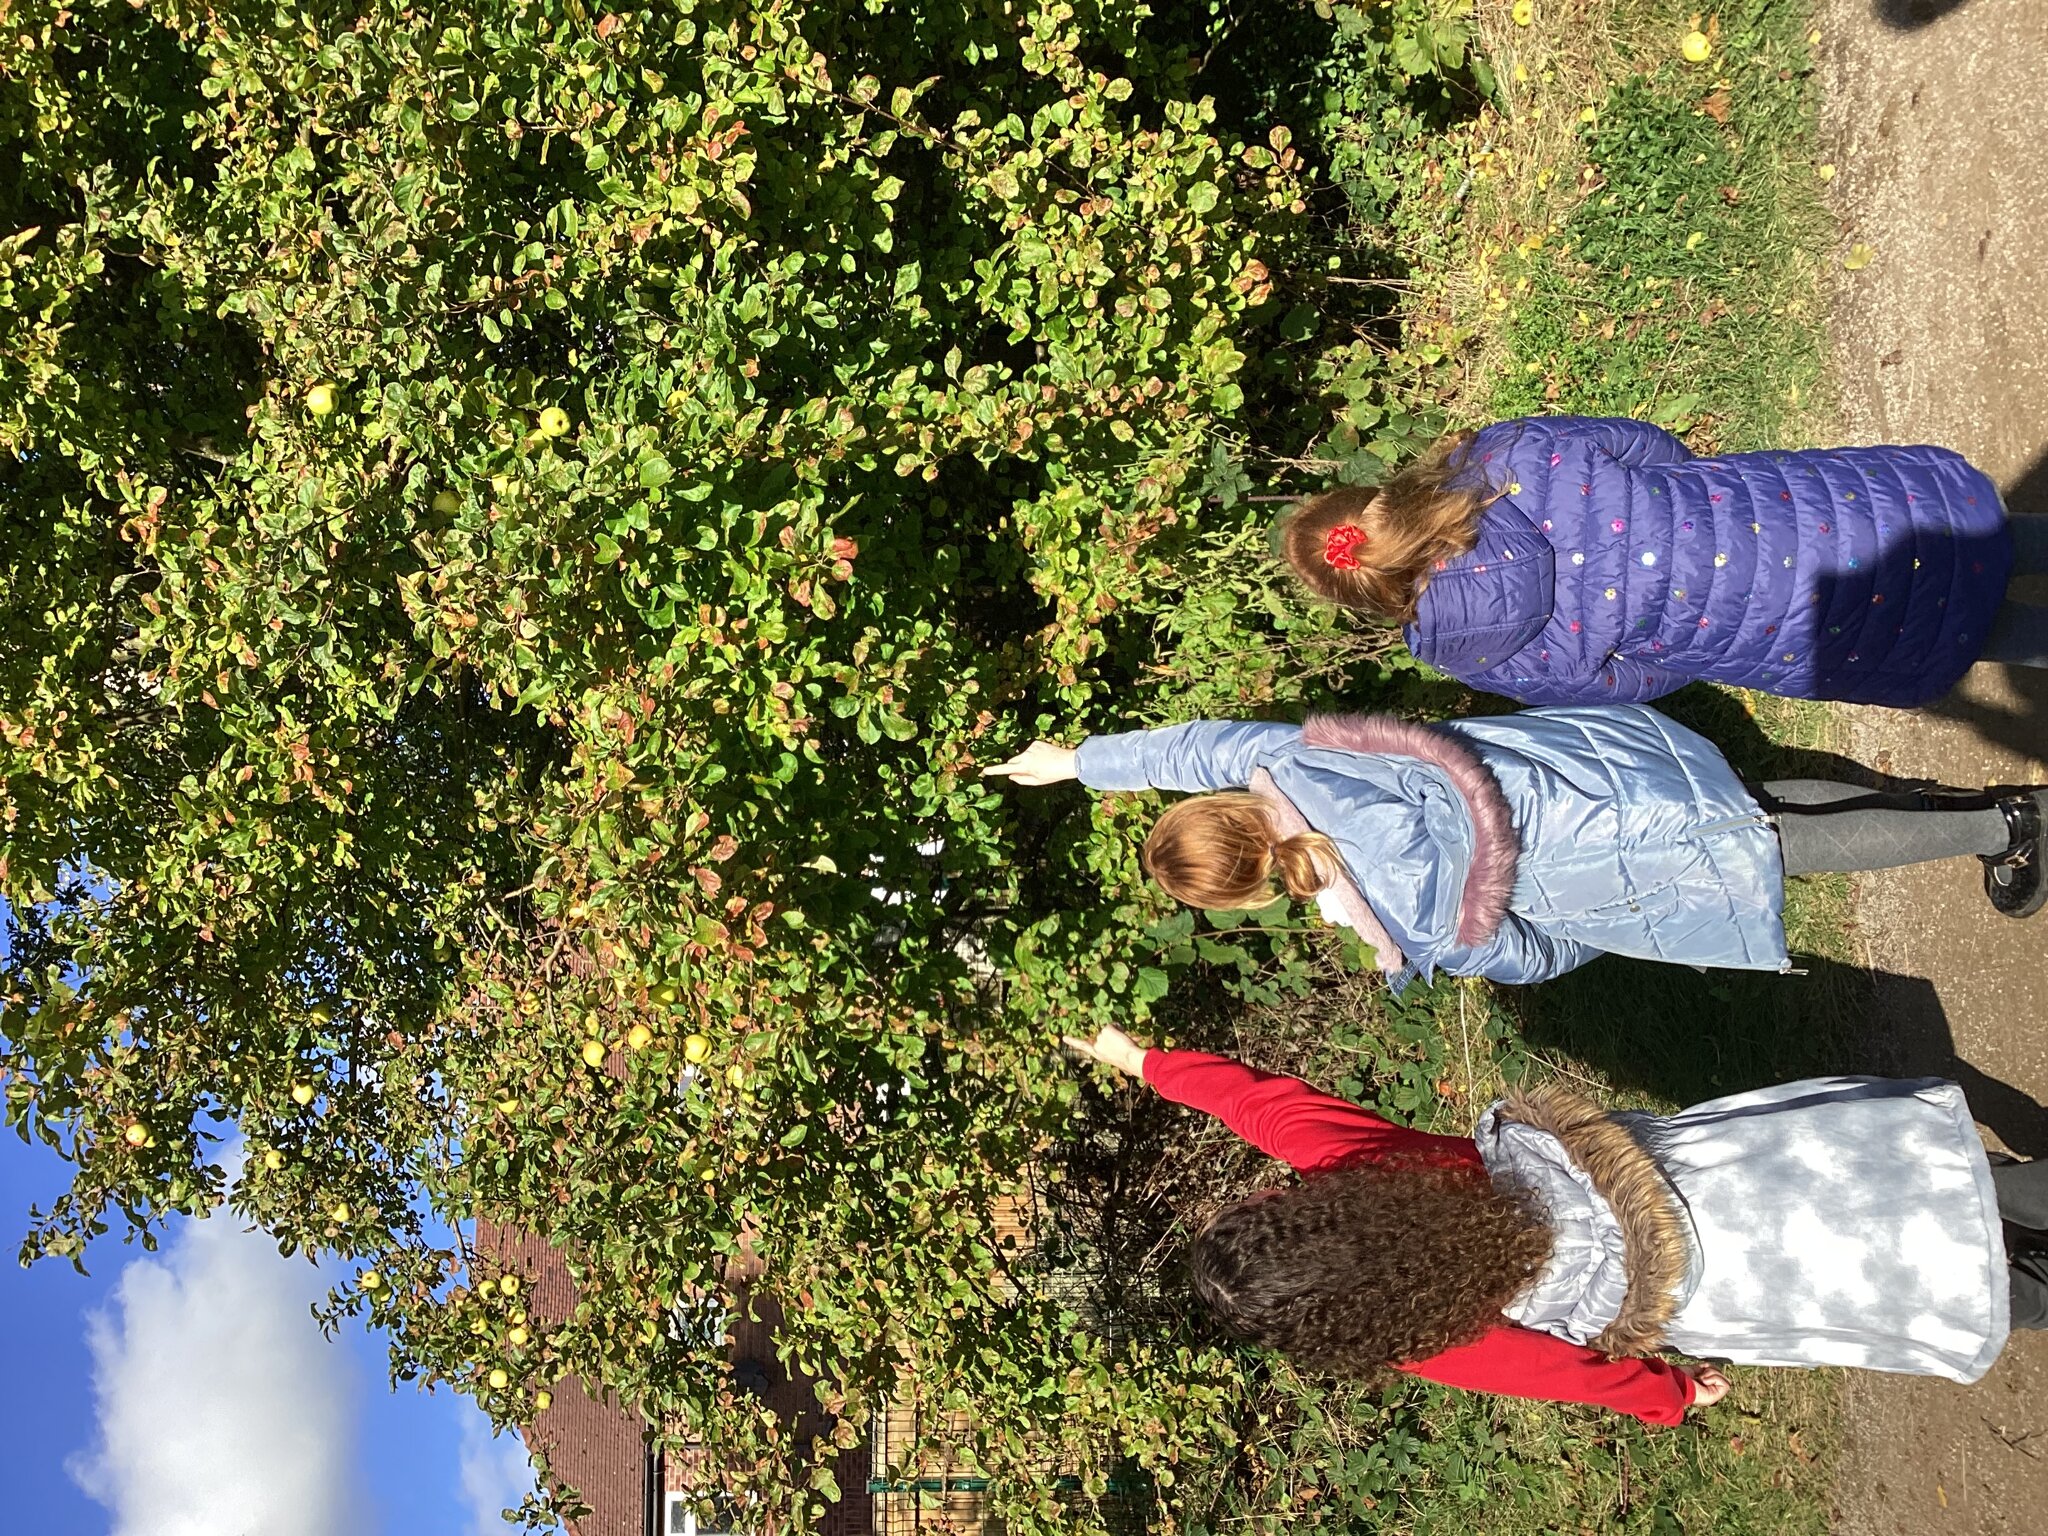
[{"xmin": 986, "ymin": 706, "xmax": 2045, "ymax": 986}]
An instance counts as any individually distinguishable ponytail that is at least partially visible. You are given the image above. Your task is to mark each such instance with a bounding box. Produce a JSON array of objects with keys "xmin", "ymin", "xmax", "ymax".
[
  {"xmin": 1271, "ymin": 830, "xmax": 1341, "ymax": 903},
  {"xmin": 1278, "ymin": 431, "xmax": 1492, "ymax": 621},
  {"xmin": 1142, "ymin": 795, "xmax": 1339, "ymax": 909}
]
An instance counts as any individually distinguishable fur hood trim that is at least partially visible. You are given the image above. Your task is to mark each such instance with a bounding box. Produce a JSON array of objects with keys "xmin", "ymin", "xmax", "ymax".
[
  {"xmin": 1495, "ymin": 1084, "xmax": 1689, "ymax": 1356},
  {"xmin": 1301, "ymin": 712, "xmax": 1519, "ymax": 947},
  {"xmin": 1248, "ymin": 768, "xmax": 1406, "ymax": 973}
]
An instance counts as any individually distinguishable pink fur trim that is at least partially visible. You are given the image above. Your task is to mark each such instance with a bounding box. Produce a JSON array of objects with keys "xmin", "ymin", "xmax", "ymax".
[
  {"xmin": 1300, "ymin": 713, "xmax": 1519, "ymax": 946},
  {"xmin": 1248, "ymin": 768, "xmax": 1406, "ymax": 974}
]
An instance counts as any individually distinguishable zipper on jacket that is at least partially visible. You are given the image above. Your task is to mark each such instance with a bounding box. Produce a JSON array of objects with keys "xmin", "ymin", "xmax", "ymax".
[
  {"xmin": 1695, "ymin": 812, "xmax": 1799, "ymax": 973},
  {"xmin": 1693, "ymin": 812, "xmax": 1775, "ymax": 836}
]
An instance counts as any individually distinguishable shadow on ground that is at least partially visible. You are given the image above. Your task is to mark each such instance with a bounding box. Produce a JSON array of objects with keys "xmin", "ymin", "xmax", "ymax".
[
  {"xmin": 1517, "ymin": 953, "xmax": 2048, "ymax": 1157},
  {"xmin": 1908, "ymin": 450, "xmax": 2048, "ymax": 762},
  {"xmin": 1873, "ymin": 0, "xmax": 1976, "ymax": 29}
]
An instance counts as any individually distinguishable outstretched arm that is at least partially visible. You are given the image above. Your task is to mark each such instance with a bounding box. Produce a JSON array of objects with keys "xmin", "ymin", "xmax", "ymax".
[
  {"xmin": 981, "ymin": 740, "xmax": 1080, "ymax": 786},
  {"xmin": 1065, "ymin": 1031, "xmax": 1478, "ymax": 1174},
  {"xmin": 1071, "ymin": 720, "xmax": 1302, "ymax": 794},
  {"xmin": 1403, "ymin": 1323, "xmax": 1722, "ymax": 1426}
]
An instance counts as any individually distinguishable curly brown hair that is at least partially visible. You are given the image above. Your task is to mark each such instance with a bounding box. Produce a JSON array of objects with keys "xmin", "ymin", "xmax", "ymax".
[
  {"xmin": 1187, "ymin": 1157, "xmax": 1552, "ymax": 1373},
  {"xmin": 1278, "ymin": 431, "xmax": 1495, "ymax": 623}
]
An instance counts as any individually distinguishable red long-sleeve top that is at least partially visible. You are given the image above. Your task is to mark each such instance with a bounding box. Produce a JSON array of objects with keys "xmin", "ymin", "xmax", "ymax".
[{"xmin": 1145, "ymin": 1048, "xmax": 1696, "ymax": 1426}]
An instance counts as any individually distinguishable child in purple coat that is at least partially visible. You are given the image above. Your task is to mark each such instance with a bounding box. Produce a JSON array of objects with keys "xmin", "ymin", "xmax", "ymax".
[
  {"xmin": 1282, "ymin": 417, "xmax": 2042, "ymax": 708},
  {"xmin": 1279, "ymin": 416, "xmax": 2047, "ymax": 913}
]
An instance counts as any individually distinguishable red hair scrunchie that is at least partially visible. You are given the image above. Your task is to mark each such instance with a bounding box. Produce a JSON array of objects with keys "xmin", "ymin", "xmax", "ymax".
[{"xmin": 1323, "ymin": 524, "xmax": 1370, "ymax": 570}]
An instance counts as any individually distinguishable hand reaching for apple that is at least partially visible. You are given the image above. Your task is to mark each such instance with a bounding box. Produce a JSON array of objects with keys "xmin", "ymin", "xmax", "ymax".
[
  {"xmin": 981, "ymin": 740, "xmax": 1079, "ymax": 786},
  {"xmin": 1687, "ymin": 1363, "xmax": 1731, "ymax": 1409},
  {"xmin": 1062, "ymin": 1025, "xmax": 1149, "ymax": 1079}
]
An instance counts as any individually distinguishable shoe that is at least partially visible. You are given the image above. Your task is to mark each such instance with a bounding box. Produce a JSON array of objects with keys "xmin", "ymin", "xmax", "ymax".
[{"xmin": 1981, "ymin": 789, "xmax": 2047, "ymax": 919}]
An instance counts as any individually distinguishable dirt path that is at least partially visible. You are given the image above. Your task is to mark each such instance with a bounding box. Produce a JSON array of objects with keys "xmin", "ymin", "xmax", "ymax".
[{"xmin": 1820, "ymin": 1, "xmax": 2048, "ymax": 1530}]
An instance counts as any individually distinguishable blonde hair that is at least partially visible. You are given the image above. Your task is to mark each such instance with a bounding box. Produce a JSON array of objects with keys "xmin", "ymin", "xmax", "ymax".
[
  {"xmin": 1279, "ymin": 431, "xmax": 1492, "ymax": 622},
  {"xmin": 1141, "ymin": 794, "xmax": 1341, "ymax": 910}
]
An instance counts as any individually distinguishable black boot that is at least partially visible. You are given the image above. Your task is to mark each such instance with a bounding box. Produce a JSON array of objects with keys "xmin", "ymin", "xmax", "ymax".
[{"xmin": 1981, "ymin": 790, "xmax": 2047, "ymax": 920}]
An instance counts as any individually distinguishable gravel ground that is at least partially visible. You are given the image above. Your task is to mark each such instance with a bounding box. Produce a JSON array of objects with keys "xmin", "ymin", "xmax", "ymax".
[{"xmin": 1820, "ymin": 1, "xmax": 2048, "ymax": 1529}]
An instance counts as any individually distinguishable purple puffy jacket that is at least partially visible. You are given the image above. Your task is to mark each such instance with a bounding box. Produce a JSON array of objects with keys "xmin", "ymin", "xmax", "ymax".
[{"xmin": 1401, "ymin": 416, "xmax": 2011, "ymax": 707}]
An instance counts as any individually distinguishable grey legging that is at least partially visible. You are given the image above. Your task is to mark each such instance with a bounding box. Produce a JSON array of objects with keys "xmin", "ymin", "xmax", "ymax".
[
  {"xmin": 1763, "ymin": 779, "xmax": 2014, "ymax": 876},
  {"xmin": 1981, "ymin": 513, "xmax": 2048, "ymax": 668},
  {"xmin": 1989, "ymin": 1155, "xmax": 2048, "ymax": 1331}
]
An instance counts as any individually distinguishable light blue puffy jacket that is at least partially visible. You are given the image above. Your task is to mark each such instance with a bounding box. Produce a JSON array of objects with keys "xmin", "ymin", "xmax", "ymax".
[{"xmin": 1075, "ymin": 706, "xmax": 1787, "ymax": 988}]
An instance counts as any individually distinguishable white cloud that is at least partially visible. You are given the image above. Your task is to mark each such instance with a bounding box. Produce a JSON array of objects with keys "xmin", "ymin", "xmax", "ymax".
[
  {"xmin": 68, "ymin": 1183, "xmax": 362, "ymax": 1536},
  {"xmin": 457, "ymin": 1404, "xmax": 540, "ymax": 1536}
]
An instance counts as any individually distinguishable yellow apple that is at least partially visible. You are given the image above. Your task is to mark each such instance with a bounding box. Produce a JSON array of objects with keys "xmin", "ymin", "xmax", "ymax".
[
  {"xmin": 488, "ymin": 1368, "xmax": 509, "ymax": 1390},
  {"xmin": 331, "ymin": 1202, "xmax": 350, "ymax": 1223},
  {"xmin": 533, "ymin": 1389, "xmax": 553, "ymax": 1412},
  {"xmin": 683, "ymin": 1033, "xmax": 712, "ymax": 1065},
  {"xmin": 725, "ymin": 1063, "xmax": 746, "ymax": 1089},
  {"xmin": 581, "ymin": 1039, "xmax": 607, "ymax": 1069},
  {"xmin": 537, "ymin": 406, "xmax": 570, "ymax": 438},
  {"xmin": 431, "ymin": 490, "xmax": 461, "ymax": 516},
  {"xmin": 123, "ymin": 1123, "xmax": 148, "ymax": 1147},
  {"xmin": 508, "ymin": 1325, "xmax": 529, "ymax": 1346},
  {"xmin": 262, "ymin": 1148, "xmax": 285, "ymax": 1171},
  {"xmin": 499, "ymin": 1275, "xmax": 520, "ymax": 1298},
  {"xmin": 290, "ymin": 1083, "xmax": 316, "ymax": 1107},
  {"xmin": 360, "ymin": 1270, "xmax": 383, "ymax": 1290},
  {"xmin": 305, "ymin": 382, "xmax": 337, "ymax": 416},
  {"xmin": 627, "ymin": 1024, "xmax": 653, "ymax": 1051},
  {"xmin": 495, "ymin": 1098, "xmax": 519, "ymax": 1115}
]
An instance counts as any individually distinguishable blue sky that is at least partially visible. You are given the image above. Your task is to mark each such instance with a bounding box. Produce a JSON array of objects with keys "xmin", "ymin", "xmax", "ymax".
[
  {"xmin": 0, "ymin": 907, "xmax": 543, "ymax": 1535},
  {"xmin": 0, "ymin": 1119, "xmax": 542, "ymax": 1535}
]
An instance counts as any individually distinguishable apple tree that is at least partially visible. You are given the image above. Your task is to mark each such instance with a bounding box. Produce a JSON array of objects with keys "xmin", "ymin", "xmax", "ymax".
[{"xmin": 0, "ymin": 2, "xmax": 1394, "ymax": 1530}]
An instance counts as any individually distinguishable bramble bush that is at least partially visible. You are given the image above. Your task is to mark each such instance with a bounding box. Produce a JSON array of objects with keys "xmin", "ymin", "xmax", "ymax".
[{"xmin": 0, "ymin": 2, "xmax": 1507, "ymax": 1532}]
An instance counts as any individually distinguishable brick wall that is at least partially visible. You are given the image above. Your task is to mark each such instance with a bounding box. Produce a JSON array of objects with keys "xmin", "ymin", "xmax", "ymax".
[
  {"xmin": 478, "ymin": 1223, "xmax": 877, "ymax": 1536},
  {"xmin": 477, "ymin": 1220, "xmax": 651, "ymax": 1536}
]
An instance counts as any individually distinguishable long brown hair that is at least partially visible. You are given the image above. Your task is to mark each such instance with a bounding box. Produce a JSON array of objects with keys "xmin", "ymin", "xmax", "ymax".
[
  {"xmin": 1189, "ymin": 1158, "xmax": 1552, "ymax": 1372},
  {"xmin": 1280, "ymin": 431, "xmax": 1493, "ymax": 622},
  {"xmin": 1141, "ymin": 794, "xmax": 1338, "ymax": 910}
]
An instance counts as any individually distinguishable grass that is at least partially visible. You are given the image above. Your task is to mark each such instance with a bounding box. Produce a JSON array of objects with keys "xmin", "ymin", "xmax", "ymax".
[
  {"xmin": 1451, "ymin": 0, "xmax": 1834, "ymax": 448},
  {"xmin": 1154, "ymin": 2, "xmax": 1851, "ymax": 1531}
]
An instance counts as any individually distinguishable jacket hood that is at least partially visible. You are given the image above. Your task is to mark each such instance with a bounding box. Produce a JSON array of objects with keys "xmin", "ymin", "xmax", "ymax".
[
  {"xmin": 1404, "ymin": 500, "xmax": 1555, "ymax": 677},
  {"xmin": 1247, "ymin": 766, "xmax": 1407, "ymax": 974},
  {"xmin": 1299, "ymin": 713, "xmax": 1519, "ymax": 948},
  {"xmin": 1494, "ymin": 1084, "xmax": 1690, "ymax": 1357}
]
